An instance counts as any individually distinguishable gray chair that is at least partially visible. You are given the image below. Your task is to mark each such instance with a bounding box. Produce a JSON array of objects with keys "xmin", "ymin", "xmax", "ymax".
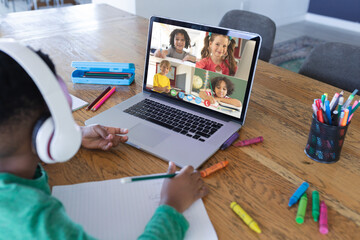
[
  {"xmin": 219, "ymin": 10, "xmax": 276, "ymax": 62},
  {"xmin": 299, "ymin": 42, "xmax": 360, "ymax": 94}
]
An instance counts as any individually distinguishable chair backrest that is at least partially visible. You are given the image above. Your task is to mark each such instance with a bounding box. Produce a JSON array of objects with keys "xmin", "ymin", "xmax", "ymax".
[
  {"xmin": 219, "ymin": 9, "xmax": 276, "ymax": 62},
  {"xmin": 299, "ymin": 42, "xmax": 360, "ymax": 93}
]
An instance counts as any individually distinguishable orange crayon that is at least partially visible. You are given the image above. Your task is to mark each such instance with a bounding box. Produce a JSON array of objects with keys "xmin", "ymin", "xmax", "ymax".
[{"xmin": 200, "ymin": 160, "xmax": 229, "ymax": 177}]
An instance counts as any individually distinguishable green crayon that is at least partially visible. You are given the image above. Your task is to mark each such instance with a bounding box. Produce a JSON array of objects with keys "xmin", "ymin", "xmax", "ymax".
[
  {"xmin": 296, "ymin": 193, "xmax": 308, "ymax": 224},
  {"xmin": 312, "ymin": 191, "xmax": 320, "ymax": 222}
]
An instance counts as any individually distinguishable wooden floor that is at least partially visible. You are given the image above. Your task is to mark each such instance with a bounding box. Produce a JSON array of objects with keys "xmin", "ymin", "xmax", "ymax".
[{"xmin": 275, "ymin": 20, "xmax": 360, "ymax": 47}]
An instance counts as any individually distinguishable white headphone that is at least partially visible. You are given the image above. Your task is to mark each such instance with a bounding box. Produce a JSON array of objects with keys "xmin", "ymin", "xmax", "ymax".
[{"xmin": 0, "ymin": 39, "xmax": 82, "ymax": 164}]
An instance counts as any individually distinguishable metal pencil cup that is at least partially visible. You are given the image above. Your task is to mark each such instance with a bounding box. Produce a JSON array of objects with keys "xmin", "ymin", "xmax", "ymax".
[{"xmin": 304, "ymin": 115, "xmax": 349, "ymax": 163}]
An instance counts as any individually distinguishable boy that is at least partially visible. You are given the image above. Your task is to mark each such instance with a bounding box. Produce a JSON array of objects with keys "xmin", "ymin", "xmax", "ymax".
[
  {"xmin": 153, "ymin": 60, "xmax": 171, "ymax": 93},
  {"xmin": 0, "ymin": 43, "xmax": 208, "ymax": 239}
]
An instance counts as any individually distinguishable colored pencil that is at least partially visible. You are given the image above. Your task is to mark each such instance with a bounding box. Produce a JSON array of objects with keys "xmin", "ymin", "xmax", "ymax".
[
  {"xmin": 91, "ymin": 86, "xmax": 116, "ymax": 111},
  {"xmin": 86, "ymin": 86, "xmax": 111, "ymax": 110}
]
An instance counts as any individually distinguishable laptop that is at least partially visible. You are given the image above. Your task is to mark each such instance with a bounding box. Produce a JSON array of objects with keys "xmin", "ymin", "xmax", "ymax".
[{"xmin": 85, "ymin": 16, "xmax": 261, "ymax": 169}]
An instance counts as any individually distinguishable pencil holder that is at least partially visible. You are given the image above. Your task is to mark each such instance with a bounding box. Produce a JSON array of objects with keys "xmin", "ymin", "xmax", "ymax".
[{"xmin": 304, "ymin": 115, "xmax": 349, "ymax": 163}]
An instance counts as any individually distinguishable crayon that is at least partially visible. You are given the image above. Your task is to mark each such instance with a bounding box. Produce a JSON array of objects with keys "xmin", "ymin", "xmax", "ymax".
[
  {"xmin": 233, "ymin": 136, "xmax": 263, "ymax": 147},
  {"xmin": 200, "ymin": 160, "xmax": 229, "ymax": 177},
  {"xmin": 288, "ymin": 182, "xmax": 309, "ymax": 207},
  {"xmin": 296, "ymin": 193, "xmax": 308, "ymax": 224},
  {"xmin": 312, "ymin": 191, "xmax": 320, "ymax": 222},
  {"xmin": 220, "ymin": 132, "xmax": 239, "ymax": 150},
  {"xmin": 230, "ymin": 201, "xmax": 261, "ymax": 234},
  {"xmin": 319, "ymin": 201, "xmax": 329, "ymax": 234}
]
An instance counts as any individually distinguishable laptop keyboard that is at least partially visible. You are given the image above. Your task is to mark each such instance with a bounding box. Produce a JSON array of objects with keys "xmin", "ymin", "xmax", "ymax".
[{"xmin": 124, "ymin": 99, "xmax": 223, "ymax": 142}]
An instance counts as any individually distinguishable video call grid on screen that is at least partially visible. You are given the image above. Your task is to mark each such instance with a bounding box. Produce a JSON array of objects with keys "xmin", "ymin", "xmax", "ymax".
[{"xmin": 143, "ymin": 17, "xmax": 260, "ymax": 122}]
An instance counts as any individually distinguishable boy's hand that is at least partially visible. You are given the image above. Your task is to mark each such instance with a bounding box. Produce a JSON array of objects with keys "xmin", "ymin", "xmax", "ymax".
[
  {"xmin": 81, "ymin": 124, "xmax": 128, "ymax": 150},
  {"xmin": 164, "ymin": 86, "xmax": 170, "ymax": 93},
  {"xmin": 159, "ymin": 162, "xmax": 209, "ymax": 213}
]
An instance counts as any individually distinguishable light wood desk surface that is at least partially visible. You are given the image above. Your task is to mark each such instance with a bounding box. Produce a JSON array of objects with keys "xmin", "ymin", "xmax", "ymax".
[{"xmin": 1, "ymin": 4, "xmax": 359, "ymax": 239}]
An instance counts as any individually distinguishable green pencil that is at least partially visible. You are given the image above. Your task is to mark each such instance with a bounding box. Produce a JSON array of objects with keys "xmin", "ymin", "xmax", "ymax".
[{"xmin": 120, "ymin": 173, "xmax": 176, "ymax": 183}]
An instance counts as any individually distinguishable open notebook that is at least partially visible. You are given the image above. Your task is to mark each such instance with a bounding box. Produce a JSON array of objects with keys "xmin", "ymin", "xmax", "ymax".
[{"xmin": 52, "ymin": 178, "xmax": 217, "ymax": 240}]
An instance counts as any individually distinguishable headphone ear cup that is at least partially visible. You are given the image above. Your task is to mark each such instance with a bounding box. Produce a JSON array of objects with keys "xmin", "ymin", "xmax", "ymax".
[{"xmin": 32, "ymin": 116, "xmax": 55, "ymax": 164}]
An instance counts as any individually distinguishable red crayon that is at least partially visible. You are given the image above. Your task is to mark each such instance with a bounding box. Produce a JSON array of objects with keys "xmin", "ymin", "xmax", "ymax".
[{"xmin": 233, "ymin": 136, "xmax": 263, "ymax": 147}]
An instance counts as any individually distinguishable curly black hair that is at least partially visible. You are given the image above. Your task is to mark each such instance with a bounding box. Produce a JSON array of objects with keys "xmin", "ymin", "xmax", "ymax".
[
  {"xmin": 211, "ymin": 76, "xmax": 235, "ymax": 96},
  {"xmin": 0, "ymin": 48, "xmax": 56, "ymax": 127},
  {"xmin": 169, "ymin": 29, "xmax": 191, "ymax": 49}
]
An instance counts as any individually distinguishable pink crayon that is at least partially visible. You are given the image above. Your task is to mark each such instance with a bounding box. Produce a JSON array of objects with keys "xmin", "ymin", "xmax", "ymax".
[
  {"xmin": 319, "ymin": 201, "xmax": 329, "ymax": 234},
  {"xmin": 233, "ymin": 136, "xmax": 263, "ymax": 147}
]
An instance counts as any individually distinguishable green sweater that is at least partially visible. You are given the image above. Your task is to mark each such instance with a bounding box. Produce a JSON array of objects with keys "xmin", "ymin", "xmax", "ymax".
[{"xmin": 0, "ymin": 165, "xmax": 189, "ymax": 240}]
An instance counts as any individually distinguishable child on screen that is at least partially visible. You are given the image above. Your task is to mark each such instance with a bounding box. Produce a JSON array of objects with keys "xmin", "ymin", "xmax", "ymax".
[
  {"xmin": 153, "ymin": 59, "xmax": 171, "ymax": 93},
  {"xmin": 0, "ymin": 45, "xmax": 208, "ymax": 239},
  {"xmin": 154, "ymin": 28, "xmax": 196, "ymax": 62},
  {"xmin": 199, "ymin": 76, "xmax": 242, "ymax": 107},
  {"xmin": 196, "ymin": 33, "xmax": 237, "ymax": 76}
]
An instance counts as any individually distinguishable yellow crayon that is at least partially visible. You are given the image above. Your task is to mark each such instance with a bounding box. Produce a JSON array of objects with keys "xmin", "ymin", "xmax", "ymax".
[{"xmin": 230, "ymin": 201, "xmax": 261, "ymax": 234}]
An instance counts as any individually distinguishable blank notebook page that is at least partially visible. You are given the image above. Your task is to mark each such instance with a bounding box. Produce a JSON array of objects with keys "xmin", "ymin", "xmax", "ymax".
[{"xmin": 52, "ymin": 178, "xmax": 217, "ymax": 240}]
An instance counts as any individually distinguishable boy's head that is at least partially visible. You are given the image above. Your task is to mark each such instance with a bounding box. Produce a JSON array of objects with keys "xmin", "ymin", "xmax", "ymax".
[
  {"xmin": 169, "ymin": 29, "xmax": 191, "ymax": 50},
  {"xmin": 159, "ymin": 60, "xmax": 171, "ymax": 75},
  {"xmin": 0, "ymin": 41, "xmax": 81, "ymax": 163},
  {"xmin": 211, "ymin": 76, "xmax": 235, "ymax": 97},
  {"xmin": 0, "ymin": 50, "xmax": 51, "ymax": 158}
]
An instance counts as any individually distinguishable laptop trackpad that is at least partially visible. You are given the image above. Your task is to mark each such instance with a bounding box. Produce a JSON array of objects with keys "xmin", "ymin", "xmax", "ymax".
[{"xmin": 129, "ymin": 124, "xmax": 170, "ymax": 148}]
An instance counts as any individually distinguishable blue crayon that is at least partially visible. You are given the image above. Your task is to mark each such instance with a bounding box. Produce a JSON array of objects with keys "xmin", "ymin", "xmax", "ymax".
[{"xmin": 288, "ymin": 182, "xmax": 309, "ymax": 207}]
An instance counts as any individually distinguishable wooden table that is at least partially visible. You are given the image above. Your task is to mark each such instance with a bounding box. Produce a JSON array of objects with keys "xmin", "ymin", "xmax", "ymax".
[{"xmin": 1, "ymin": 4, "xmax": 359, "ymax": 239}]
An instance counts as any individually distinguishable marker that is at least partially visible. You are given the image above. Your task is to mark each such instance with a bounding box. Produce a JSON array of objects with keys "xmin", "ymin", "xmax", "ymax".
[
  {"xmin": 315, "ymin": 99, "xmax": 321, "ymax": 110},
  {"xmin": 338, "ymin": 111, "xmax": 344, "ymax": 126},
  {"xmin": 200, "ymin": 160, "xmax": 229, "ymax": 177},
  {"xmin": 220, "ymin": 132, "xmax": 239, "ymax": 150},
  {"xmin": 120, "ymin": 173, "xmax": 176, "ymax": 183},
  {"xmin": 349, "ymin": 100, "xmax": 359, "ymax": 122},
  {"xmin": 319, "ymin": 201, "xmax": 329, "ymax": 234},
  {"xmin": 329, "ymin": 92, "xmax": 339, "ymax": 111},
  {"xmin": 296, "ymin": 193, "xmax": 308, "ymax": 224},
  {"xmin": 288, "ymin": 182, "xmax": 309, "ymax": 207},
  {"xmin": 230, "ymin": 201, "xmax": 261, "ymax": 234},
  {"xmin": 312, "ymin": 103, "xmax": 318, "ymax": 116},
  {"xmin": 321, "ymin": 94, "xmax": 326, "ymax": 110},
  {"xmin": 337, "ymin": 97, "xmax": 344, "ymax": 124},
  {"xmin": 342, "ymin": 89, "xmax": 358, "ymax": 110},
  {"xmin": 233, "ymin": 136, "xmax": 263, "ymax": 147},
  {"xmin": 322, "ymin": 108, "xmax": 329, "ymax": 124},
  {"xmin": 312, "ymin": 191, "xmax": 320, "ymax": 222},
  {"xmin": 325, "ymin": 100, "xmax": 332, "ymax": 125},
  {"xmin": 340, "ymin": 109, "xmax": 349, "ymax": 126},
  {"xmin": 317, "ymin": 110, "xmax": 324, "ymax": 123}
]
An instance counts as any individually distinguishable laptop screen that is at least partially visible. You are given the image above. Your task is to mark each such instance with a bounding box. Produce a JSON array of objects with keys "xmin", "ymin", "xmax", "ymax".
[{"xmin": 143, "ymin": 16, "xmax": 261, "ymax": 123}]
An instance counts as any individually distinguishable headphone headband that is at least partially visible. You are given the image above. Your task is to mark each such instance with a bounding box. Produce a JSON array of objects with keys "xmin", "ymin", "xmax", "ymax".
[{"xmin": 0, "ymin": 39, "xmax": 81, "ymax": 163}]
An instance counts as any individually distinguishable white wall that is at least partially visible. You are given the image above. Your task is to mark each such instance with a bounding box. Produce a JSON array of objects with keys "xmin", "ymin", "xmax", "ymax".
[
  {"xmin": 134, "ymin": 0, "xmax": 310, "ymax": 27},
  {"xmin": 93, "ymin": 0, "xmax": 310, "ymax": 26},
  {"xmin": 248, "ymin": 0, "xmax": 310, "ymax": 26},
  {"xmin": 93, "ymin": 0, "xmax": 136, "ymax": 14}
]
